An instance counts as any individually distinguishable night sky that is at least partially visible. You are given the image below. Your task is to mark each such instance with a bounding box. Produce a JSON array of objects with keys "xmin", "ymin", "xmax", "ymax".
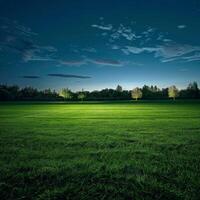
[{"xmin": 0, "ymin": 0, "xmax": 200, "ymax": 91}]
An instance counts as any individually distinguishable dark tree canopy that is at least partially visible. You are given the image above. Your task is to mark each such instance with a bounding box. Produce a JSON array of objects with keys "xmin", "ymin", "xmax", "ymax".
[{"xmin": 0, "ymin": 82, "xmax": 199, "ymax": 101}]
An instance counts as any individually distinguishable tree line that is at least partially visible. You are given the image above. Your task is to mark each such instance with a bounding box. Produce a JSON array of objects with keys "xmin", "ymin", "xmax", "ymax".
[{"xmin": 0, "ymin": 82, "xmax": 199, "ymax": 101}]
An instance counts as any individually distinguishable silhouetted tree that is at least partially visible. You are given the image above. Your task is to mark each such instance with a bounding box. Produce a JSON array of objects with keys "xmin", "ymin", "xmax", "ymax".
[
  {"xmin": 187, "ymin": 82, "xmax": 199, "ymax": 99},
  {"xmin": 142, "ymin": 85, "xmax": 152, "ymax": 99},
  {"xmin": 19, "ymin": 87, "xmax": 38, "ymax": 100},
  {"xmin": 0, "ymin": 87, "xmax": 12, "ymax": 101},
  {"xmin": 116, "ymin": 85, "xmax": 123, "ymax": 92}
]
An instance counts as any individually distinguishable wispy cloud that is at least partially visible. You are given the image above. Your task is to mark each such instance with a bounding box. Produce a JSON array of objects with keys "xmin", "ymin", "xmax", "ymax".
[
  {"xmin": 163, "ymin": 39, "xmax": 172, "ymax": 42},
  {"xmin": 48, "ymin": 74, "xmax": 91, "ymax": 79},
  {"xmin": 0, "ymin": 18, "xmax": 57, "ymax": 62},
  {"xmin": 141, "ymin": 27, "xmax": 156, "ymax": 39},
  {"xmin": 59, "ymin": 60, "xmax": 86, "ymax": 66},
  {"xmin": 21, "ymin": 75, "xmax": 40, "ymax": 79},
  {"xmin": 177, "ymin": 25, "xmax": 187, "ymax": 29},
  {"xmin": 91, "ymin": 18, "xmax": 200, "ymax": 63},
  {"xmin": 181, "ymin": 52, "xmax": 200, "ymax": 62},
  {"xmin": 92, "ymin": 19, "xmax": 200, "ymax": 63},
  {"xmin": 23, "ymin": 46, "xmax": 57, "ymax": 62},
  {"xmin": 122, "ymin": 46, "xmax": 157, "ymax": 55},
  {"xmin": 58, "ymin": 58, "xmax": 123, "ymax": 67},
  {"xmin": 90, "ymin": 59, "xmax": 122, "ymax": 66},
  {"xmin": 156, "ymin": 44, "xmax": 200, "ymax": 62},
  {"xmin": 1, "ymin": 18, "xmax": 124, "ymax": 68},
  {"xmin": 0, "ymin": 17, "xmax": 37, "ymax": 37},
  {"xmin": 109, "ymin": 24, "xmax": 142, "ymax": 42},
  {"xmin": 121, "ymin": 43, "xmax": 200, "ymax": 62},
  {"xmin": 91, "ymin": 24, "xmax": 113, "ymax": 31}
]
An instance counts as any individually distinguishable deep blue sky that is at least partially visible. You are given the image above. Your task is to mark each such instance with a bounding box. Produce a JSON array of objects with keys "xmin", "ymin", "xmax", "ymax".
[{"xmin": 0, "ymin": 0, "xmax": 200, "ymax": 91}]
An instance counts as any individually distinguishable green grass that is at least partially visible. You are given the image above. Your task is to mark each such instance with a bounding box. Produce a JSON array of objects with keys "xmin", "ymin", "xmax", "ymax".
[{"xmin": 0, "ymin": 101, "xmax": 200, "ymax": 200}]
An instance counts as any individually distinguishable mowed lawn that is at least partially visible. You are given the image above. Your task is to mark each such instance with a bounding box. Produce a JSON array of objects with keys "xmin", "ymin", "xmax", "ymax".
[{"xmin": 0, "ymin": 101, "xmax": 200, "ymax": 200}]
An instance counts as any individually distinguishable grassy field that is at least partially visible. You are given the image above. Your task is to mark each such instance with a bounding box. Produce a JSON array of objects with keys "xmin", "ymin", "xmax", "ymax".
[{"xmin": 0, "ymin": 101, "xmax": 200, "ymax": 200}]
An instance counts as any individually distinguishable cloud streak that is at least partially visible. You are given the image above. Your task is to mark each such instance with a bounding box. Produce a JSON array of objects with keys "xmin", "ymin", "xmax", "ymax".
[
  {"xmin": 121, "ymin": 43, "xmax": 200, "ymax": 62},
  {"xmin": 90, "ymin": 59, "xmax": 122, "ymax": 66},
  {"xmin": 21, "ymin": 75, "xmax": 40, "ymax": 79},
  {"xmin": 48, "ymin": 74, "xmax": 91, "ymax": 79},
  {"xmin": 59, "ymin": 58, "xmax": 123, "ymax": 67},
  {"xmin": 91, "ymin": 24, "xmax": 113, "ymax": 31},
  {"xmin": 59, "ymin": 60, "xmax": 86, "ymax": 66},
  {"xmin": 177, "ymin": 25, "xmax": 187, "ymax": 29}
]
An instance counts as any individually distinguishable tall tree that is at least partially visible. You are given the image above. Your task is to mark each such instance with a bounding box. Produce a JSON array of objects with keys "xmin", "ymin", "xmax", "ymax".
[
  {"xmin": 131, "ymin": 88, "xmax": 142, "ymax": 101},
  {"xmin": 142, "ymin": 85, "xmax": 152, "ymax": 99},
  {"xmin": 59, "ymin": 88, "xmax": 72, "ymax": 100},
  {"xmin": 78, "ymin": 92, "xmax": 86, "ymax": 101},
  {"xmin": 187, "ymin": 82, "xmax": 199, "ymax": 99},
  {"xmin": 168, "ymin": 86, "xmax": 179, "ymax": 100},
  {"xmin": 116, "ymin": 85, "xmax": 123, "ymax": 92}
]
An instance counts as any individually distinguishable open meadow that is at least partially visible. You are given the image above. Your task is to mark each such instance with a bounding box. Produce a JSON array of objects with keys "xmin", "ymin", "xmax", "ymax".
[{"xmin": 0, "ymin": 101, "xmax": 200, "ymax": 200}]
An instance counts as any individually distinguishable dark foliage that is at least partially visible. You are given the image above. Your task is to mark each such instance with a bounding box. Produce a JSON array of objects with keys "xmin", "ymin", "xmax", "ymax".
[{"xmin": 0, "ymin": 82, "xmax": 199, "ymax": 101}]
